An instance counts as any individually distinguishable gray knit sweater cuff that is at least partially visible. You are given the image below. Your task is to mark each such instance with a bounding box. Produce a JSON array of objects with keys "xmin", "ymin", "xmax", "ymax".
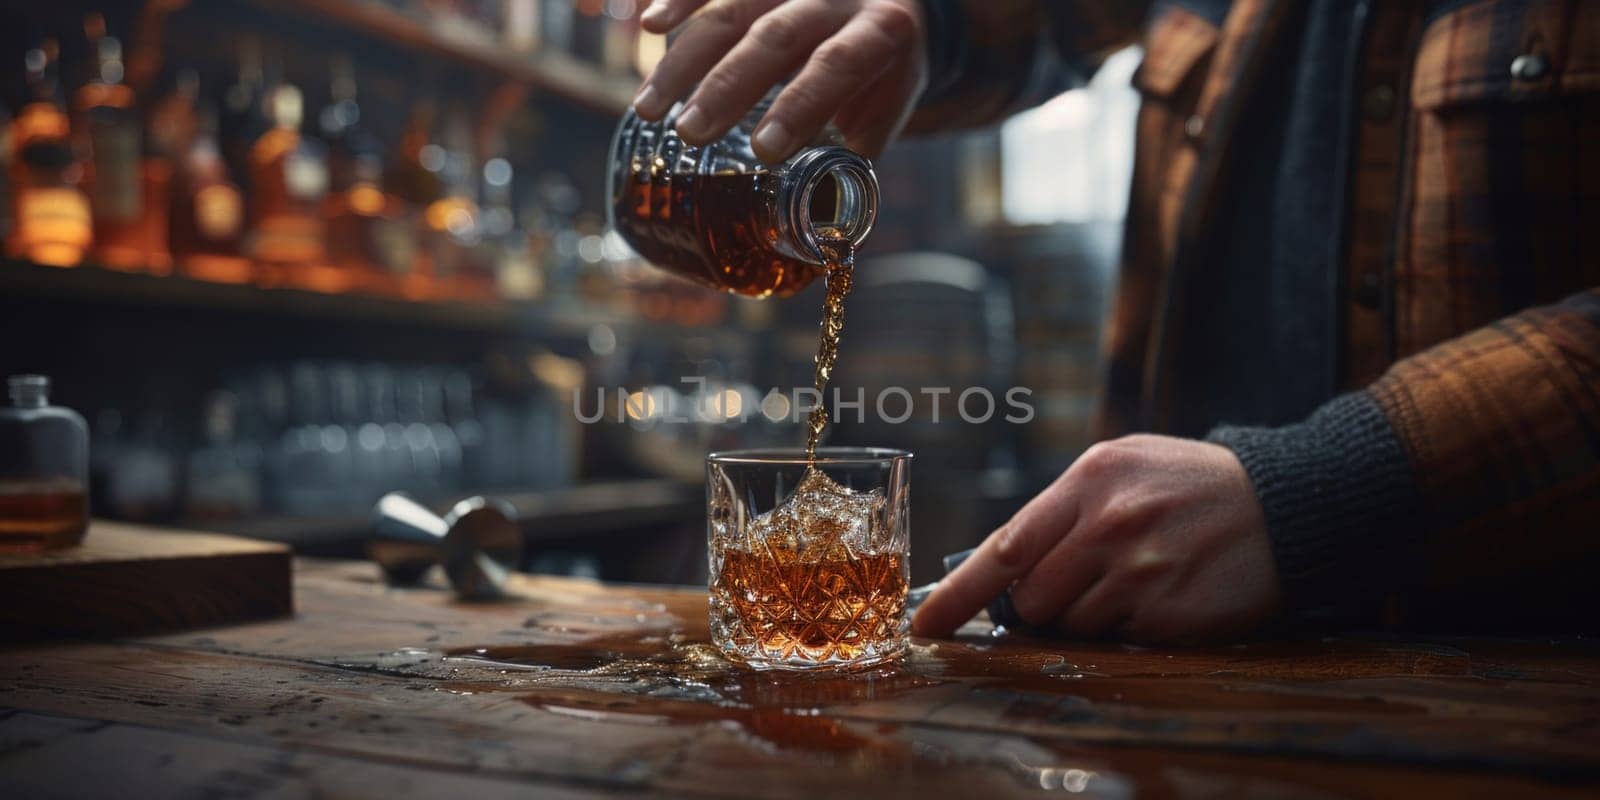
[{"xmin": 1207, "ymin": 391, "xmax": 1422, "ymax": 625}]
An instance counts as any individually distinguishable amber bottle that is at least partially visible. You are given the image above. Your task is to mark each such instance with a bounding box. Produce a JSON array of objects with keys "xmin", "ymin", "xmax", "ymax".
[
  {"xmin": 421, "ymin": 111, "xmax": 482, "ymax": 300},
  {"xmin": 74, "ymin": 14, "xmax": 147, "ymax": 271},
  {"xmin": 172, "ymin": 106, "xmax": 250, "ymax": 283},
  {"xmin": 141, "ymin": 70, "xmax": 205, "ymax": 274},
  {"xmin": 608, "ymin": 91, "xmax": 877, "ymax": 298},
  {"xmin": 321, "ymin": 57, "xmax": 411, "ymax": 294},
  {"xmin": 0, "ymin": 376, "xmax": 89, "ymax": 553},
  {"xmin": 246, "ymin": 81, "xmax": 329, "ymax": 284},
  {"xmin": 6, "ymin": 41, "xmax": 92, "ymax": 268},
  {"xmin": 385, "ymin": 102, "xmax": 444, "ymax": 299}
]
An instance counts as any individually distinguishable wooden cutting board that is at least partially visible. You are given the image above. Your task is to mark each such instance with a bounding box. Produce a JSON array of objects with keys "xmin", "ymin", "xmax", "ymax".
[{"xmin": 0, "ymin": 521, "xmax": 292, "ymax": 642}]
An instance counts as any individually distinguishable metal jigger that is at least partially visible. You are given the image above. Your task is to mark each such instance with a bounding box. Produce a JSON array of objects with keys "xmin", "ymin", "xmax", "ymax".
[{"xmin": 369, "ymin": 492, "xmax": 523, "ymax": 601}]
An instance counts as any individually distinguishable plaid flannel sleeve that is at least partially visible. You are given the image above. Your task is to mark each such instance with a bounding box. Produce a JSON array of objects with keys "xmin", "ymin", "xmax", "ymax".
[
  {"xmin": 1212, "ymin": 288, "xmax": 1600, "ymax": 627},
  {"xmin": 908, "ymin": 0, "xmax": 1151, "ymax": 133}
]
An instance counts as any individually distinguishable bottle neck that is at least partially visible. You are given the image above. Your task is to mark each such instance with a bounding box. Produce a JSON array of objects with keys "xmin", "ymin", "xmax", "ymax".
[
  {"xmin": 773, "ymin": 146, "xmax": 878, "ymax": 265},
  {"xmin": 25, "ymin": 44, "xmax": 61, "ymax": 105},
  {"xmin": 8, "ymin": 375, "xmax": 50, "ymax": 408}
]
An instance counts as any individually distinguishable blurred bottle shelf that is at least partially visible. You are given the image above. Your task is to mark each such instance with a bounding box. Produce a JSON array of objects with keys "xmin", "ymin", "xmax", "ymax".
[
  {"xmin": 252, "ymin": 0, "xmax": 639, "ymax": 114},
  {"xmin": 0, "ymin": 256, "xmax": 715, "ymax": 341}
]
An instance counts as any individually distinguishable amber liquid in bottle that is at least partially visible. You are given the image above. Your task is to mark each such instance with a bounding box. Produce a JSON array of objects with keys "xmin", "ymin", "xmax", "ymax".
[
  {"xmin": 611, "ymin": 169, "xmax": 837, "ymax": 298},
  {"xmin": 322, "ymin": 67, "xmax": 410, "ymax": 294},
  {"xmin": 384, "ymin": 104, "xmax": 443, "ymax": 299},
  {"xmin": 75, "ymin": 16, "xmax": 147, "ymax": 271},
  {"xmin": 142, "ymin": 72, "xmax": 206, "ymax": 275},
  {"xmin": 326, "ymin": 171, "xmax": 407, "ymax": 293},
  {"xmin": 247, "ymin": 85, "xmax": 328, "ymax": 283},
  {"xmin": 0, "ymin": 480, "xmax": 88, "ymax": 553},
  {"xmin": 7, "ymin": 43, "xmax": 92, "ymax": 268},
  {"xmin": 172, "ymin": 136, "xmax": 249, "ymax": 283},
  {"xmin": 421, "ymin": 110, "xmax": 483, "ymax": 301}
]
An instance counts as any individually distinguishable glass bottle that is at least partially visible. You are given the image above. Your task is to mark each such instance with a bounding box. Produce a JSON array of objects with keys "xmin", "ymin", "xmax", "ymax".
[
  {"xmin": 473, "ymin": 153, "xmax": 518, "ymax": 301},
  {"xmin": 482, "ymin": 157, "xmax": 542, "ymax": 301},
  {"xmin": 142, "ymin": 69, "xmax": 204, "ymax": 274},
  {"xmin": 321, "ymin": 57, "xmax": 409, "ymax": 294},
  {"xmin": 385, "ymin": 102, "xmax": 442, "ymax": 299},
  {"xmin": 220, "ymin": 37, "xmax": 266, "ymax": 197},
  {"xmin": 6, "ymin": 40, "xmax": 93, "ymax": 268},
  {"xmin": 422, "ymin": 110, "xmax": 482, "ymax": 300},
  {"xmin": 0, "ymin": 376, "xmax": 89, "ymax": 553},
  {"xmin": 171, "ymin": 105, "xmax": 250, "ymax": 283},
  {"xmin": 247, "ymin": 81, "xmax": 329, "ymax": 283},
  {"xmin": 607, "ymin": 89, "xmax": 878, "ymax": 298},
  {"xmin": 74, "ymin": 14, "xmax": 146, "ymax": 271}
]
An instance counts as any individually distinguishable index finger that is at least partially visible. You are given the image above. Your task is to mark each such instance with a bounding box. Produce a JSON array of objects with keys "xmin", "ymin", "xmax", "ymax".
[
  {"xmin": 640, "ymin": 0, "xmax": 708, "ymax": 33},
  {"xmin": 634, "ymin": 0, "xmax": 785, "ymax": 121},
  {"xmin": 911, "ymin": 482, "xmax": 1079, "ymax": 637}
]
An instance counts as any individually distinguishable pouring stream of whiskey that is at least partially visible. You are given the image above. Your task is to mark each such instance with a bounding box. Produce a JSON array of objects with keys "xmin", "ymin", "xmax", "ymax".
[
  {"xmin": 805, "ymin": 229, "xmax": 854, "ymax": 460},
  {"xmin": 709, "ymin": 228, "xmax": 911, "ymax": 667}
]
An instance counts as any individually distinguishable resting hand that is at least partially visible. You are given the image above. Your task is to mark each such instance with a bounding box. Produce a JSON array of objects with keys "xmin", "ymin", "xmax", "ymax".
[{"xmin": 912, "ymin": 435, "xmax": 1283, "ymax": 645}]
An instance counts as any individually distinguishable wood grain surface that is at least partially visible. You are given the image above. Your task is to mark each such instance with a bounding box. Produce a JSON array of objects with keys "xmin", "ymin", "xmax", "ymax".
[
  {"xmin": 0, "ymin": 522, "xmax": 291, "ymax": 642},
  {"xmin": 1, "ymin": 559, "xmax": 1597, "ymax": 798}
]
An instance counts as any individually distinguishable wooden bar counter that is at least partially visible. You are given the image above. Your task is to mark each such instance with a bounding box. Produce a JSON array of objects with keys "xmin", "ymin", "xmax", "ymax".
[{"xmin": 2, "ymin": 559, "xmax": 1598, "ymax": 797}]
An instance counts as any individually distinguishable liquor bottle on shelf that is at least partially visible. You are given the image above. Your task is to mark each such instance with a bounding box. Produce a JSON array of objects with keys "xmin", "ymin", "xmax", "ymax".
[
  {"xmin": 220, "ymin": 37, "xmax": 266, "ymax": 197},
  {"xmin": 74, "ymin": 13, "xmax": 148, "ymax": 271},
  {"xmin": 318, "ymin": 55, "xmax": 363, "ymax": 191},
  {"xmin": 6, "ymin": 40, "xmax": 92, "ymax": 268},
  {"xmin": 478, "ymin": 153, "xmax": 539, "ymax": 301},
  {"xmin": 529, "ymin": 171, "xmax": 582, "ymax": 303},
  {"xmin": 171, "ymin": 104, "xmax": 250, "ymax": 283},
  {"xmin": 148, "ymin": 70, "xmax": 200, "ymax": 159},
  {"xmin": 385, "ymin": 101, "xmax": 444, "ymax": 299},
  {"xmin": 320, "ymin": 56, "xmax": 413, "ymax": 294},
  {"xmin": 246, "ymin": 75, "xmax": 329, "ymax": 285},
  {"xmin": 420, "ymin": 110, "xmax": 482, "ymax": 300},
  {"xmin": 142, "ymin": 70, "xmax": 204, "ymax": 274}
]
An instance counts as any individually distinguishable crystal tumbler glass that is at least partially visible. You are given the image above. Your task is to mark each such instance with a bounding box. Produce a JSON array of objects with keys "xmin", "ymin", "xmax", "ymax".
[{"xmin": 707, "ymin": 447, "xmax": 911, "ymax": 670}]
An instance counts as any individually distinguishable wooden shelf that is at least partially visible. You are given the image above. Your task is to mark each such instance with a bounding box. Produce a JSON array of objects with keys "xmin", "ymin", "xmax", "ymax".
[
  {"xmin": 0, "ymin": 257, "xmax": 601, "ymax": 337},
  {"xmin": 256, "ymin": 0, "xmax": 639, "ymax": 114},
  {"xmin": 0, "ymin": 257, "xmax": 514, "ymax": 331},
  {"xmin": 1, "ymin": 257, "xmax": 755, "ymax": 347}
]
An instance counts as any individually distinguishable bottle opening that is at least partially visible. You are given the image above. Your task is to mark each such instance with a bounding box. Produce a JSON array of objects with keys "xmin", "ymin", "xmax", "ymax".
[
  {"xmin": 808, "ymin": 173, "xmax": 840, "ymax": 228},
  {"xmin": 791, "ymin": 149, "xmax": 878, "ymax": 263}
]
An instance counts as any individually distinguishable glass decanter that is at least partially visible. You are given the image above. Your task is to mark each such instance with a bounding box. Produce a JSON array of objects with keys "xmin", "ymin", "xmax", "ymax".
[
  {"xmin": 0, "ymin": 375, "xmax": 90, "ymax": 552},
  {"xmin": 607, "ymin": 88, "xmax": 878, "ymax": 298}
]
